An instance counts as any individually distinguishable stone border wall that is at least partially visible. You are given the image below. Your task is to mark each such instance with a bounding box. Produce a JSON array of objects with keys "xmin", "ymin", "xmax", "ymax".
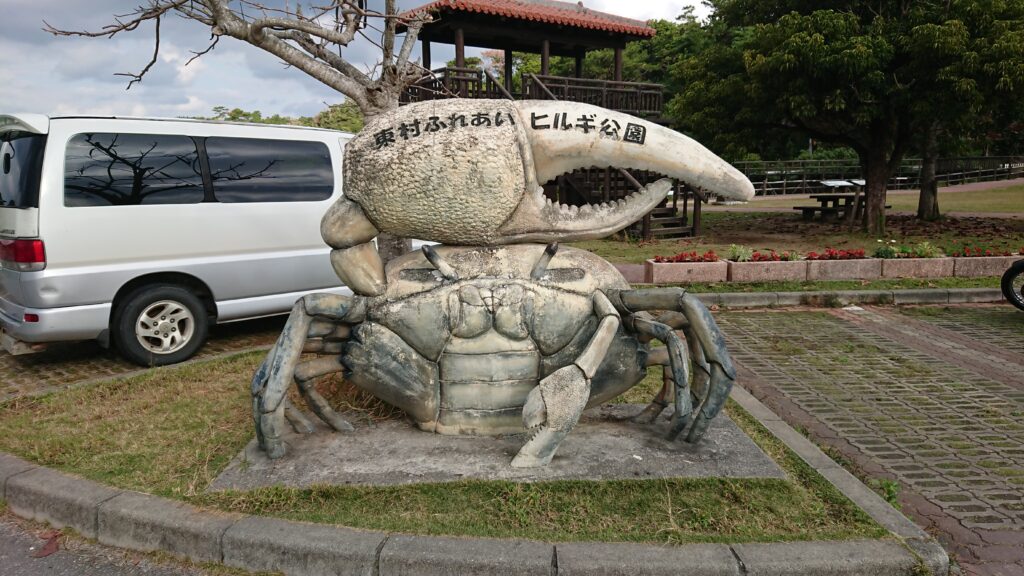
[{"xmin": 644, "ymin": 256, "xmax": 1020, "ymax": 284}]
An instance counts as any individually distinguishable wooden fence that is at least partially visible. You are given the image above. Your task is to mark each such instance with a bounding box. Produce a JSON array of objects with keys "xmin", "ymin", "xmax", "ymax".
[
  {"xmin": 402, "ymin": 68, "xmax": 665, "ymax": 118},
  {"xmin": 732, "ymin": 156, "xmax": 1024, "ymax": 196}
]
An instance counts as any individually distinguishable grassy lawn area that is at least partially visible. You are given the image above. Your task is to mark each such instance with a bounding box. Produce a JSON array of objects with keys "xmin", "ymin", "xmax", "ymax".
[
  {"xmin": 741, "ymin": 185, "xmax": 1024, "ymax": 214},
  {"xmin": 0, "ymin": 352, "xmax": 884, "ymax": 544},
  {"xmin": 572, "ymin": 211, "xmax": 1024, "ymax": 264}
]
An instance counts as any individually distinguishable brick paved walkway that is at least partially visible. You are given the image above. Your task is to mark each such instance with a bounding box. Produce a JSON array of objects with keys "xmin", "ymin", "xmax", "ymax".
[
  {"xmin": 0, "ymin": 317, "xmax": 282, "ymax": 402},
  {"xmin": 717, "ymin": 305, "xmax": 1024, "ymax": 576}
]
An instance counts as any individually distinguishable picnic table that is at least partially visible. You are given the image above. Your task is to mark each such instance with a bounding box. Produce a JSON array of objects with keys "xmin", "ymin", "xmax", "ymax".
[
  {"xmin": 793, "ymin": 191, "xmax": 890, "ymax": 222},
  {"xmin": 792, "ymin": 180, "xmax": 862, "ymax": 221}
]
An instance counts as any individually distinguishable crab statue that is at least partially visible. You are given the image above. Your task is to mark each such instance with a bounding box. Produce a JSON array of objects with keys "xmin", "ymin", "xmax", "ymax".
[{"xmin": 251, "ymin": 99, "xmax": 755, "ymax": 467}]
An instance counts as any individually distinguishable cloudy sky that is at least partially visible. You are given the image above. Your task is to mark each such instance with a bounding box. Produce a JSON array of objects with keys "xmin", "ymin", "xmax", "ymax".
[{"xmin": 0, "ymin": 0, "xmax": 706, "ymax": 119}]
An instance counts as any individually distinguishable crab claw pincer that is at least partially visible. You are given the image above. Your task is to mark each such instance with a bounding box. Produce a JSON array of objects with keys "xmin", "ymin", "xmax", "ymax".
[{"xmin": 323, "ymin": 99, "xmax": 754, "ymax": 295}]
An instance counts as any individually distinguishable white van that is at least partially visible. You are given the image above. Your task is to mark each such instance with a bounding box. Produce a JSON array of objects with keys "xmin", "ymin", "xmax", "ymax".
[{"xmin": 0, "ymin": 114, "xmax": 354, "ymax": 366}]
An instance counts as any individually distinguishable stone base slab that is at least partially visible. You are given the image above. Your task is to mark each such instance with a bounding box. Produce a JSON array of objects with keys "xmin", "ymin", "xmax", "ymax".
[{"xmin": 209, "ymin": 405, "xmax": 785, "ymax": 491}]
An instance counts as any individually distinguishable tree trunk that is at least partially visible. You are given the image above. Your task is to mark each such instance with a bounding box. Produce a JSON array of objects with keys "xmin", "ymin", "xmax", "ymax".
[
  {"xmin": 861, "ymin": 150, "xmax": 891, "ymax": 236},
  {"xmin": 376, "ymin": 233, "xmax": 413, "ymax": 262},
  {"xmin": 917, "ymin": 124, "xmax": 941, "ymax": 221}
]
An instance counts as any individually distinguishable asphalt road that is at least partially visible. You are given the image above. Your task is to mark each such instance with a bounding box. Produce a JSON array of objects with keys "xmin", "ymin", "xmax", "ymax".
[{"xmin": 0, "ymin": 515, "xmax": 214, "ymax": 576}]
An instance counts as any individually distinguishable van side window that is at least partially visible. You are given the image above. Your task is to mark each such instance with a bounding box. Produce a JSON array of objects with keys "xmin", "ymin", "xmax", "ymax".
[
  {"xmin": 205, "ymin": 138, "xmax": 333, "ymax": 203},
  {"xmin": 64, "ymin": 133, "xmax": 205, "ymax": 206}
]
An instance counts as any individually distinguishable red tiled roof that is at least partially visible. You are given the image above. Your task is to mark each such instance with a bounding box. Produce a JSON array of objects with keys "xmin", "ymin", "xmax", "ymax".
[{"xmin": 403, "ymin": 0, "xmax": 656, "ymax": 37}]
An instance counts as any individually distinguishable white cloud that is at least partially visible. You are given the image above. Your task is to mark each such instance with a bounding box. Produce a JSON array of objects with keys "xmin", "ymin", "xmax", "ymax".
[{"xmin": 0, "ymin": 0, "xmax": 708, "ymax": 119}]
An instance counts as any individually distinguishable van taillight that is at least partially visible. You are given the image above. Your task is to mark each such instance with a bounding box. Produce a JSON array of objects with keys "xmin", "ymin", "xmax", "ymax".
[{"xmin": 0, "ymin": 239, "xmax": 46, "ymax": 271}]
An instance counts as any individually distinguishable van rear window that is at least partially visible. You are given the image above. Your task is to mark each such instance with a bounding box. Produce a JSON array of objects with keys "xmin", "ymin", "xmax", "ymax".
[
  {"xmin": 0, "ymin": 132, "xmax": 46, "ymax": 209},
  {"xmin": 64, "ymin": 133, "xmax": 205, "ymax": 206},
  {"xmin": 205, "ymin": 137, "xmax": 333, "ymax": 203}
]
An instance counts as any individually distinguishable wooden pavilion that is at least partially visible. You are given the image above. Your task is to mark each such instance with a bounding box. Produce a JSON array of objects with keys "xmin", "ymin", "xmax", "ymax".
[{"xmin": 398, "ymin": 0, "xmax": 704, "ymax": 238}]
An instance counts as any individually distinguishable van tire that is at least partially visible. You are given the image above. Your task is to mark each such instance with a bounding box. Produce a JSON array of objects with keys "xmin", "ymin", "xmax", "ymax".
[{"xmin": 113, "ymin": 285, "xmax": 209, "ymax": 367}]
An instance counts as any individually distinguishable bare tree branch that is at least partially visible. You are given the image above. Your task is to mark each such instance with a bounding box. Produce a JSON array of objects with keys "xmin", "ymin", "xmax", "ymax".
[
  {"xmin": 114, "ymin": 16, "xmax": 162, "ymax": 89},
  {"xmin": 185, "ymin": 34, "xmax": 220, "ymax": 66},
  {"xmin": 43, "ymin": 0, "xmax": 434, "ymax": 116}
]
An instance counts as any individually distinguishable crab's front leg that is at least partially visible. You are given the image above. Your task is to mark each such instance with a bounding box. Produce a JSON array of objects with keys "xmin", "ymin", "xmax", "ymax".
[
  {"xmin": 252, "ymin": 293, "xmax": 367, "ymax": 459},
  {"xmin": 321, "ymin": 197, "xmax": 386, "ymax": 296},
  {"xmin": 512, "ymin": 291, "xmax": 621, "ymax": 468}
]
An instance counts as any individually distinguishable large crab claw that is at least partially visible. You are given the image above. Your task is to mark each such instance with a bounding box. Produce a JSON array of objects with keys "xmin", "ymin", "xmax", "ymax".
[{"xmin": 323, "ymin": 99, "xmax": 754, "ymax": 296}]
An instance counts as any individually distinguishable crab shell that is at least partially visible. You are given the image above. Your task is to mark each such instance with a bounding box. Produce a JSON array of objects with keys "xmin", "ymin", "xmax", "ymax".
[
  {"xmin": 336, "ymin": 99, "xmax": 754, "ymax": 247},
  {"xmin": 341, "ymin": 244, "xmax": 648, "ymax": 435}
]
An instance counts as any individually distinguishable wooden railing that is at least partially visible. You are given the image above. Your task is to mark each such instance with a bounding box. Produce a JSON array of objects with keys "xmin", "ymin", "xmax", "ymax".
[
  {"xmin": 731, "ymin": 156, "xmax": 1024, "ymax": 196},
  {"xmin": 402, "ymin": 68, "xmax": 665, "ymax": 118},
  {"xmin": 401, "ymin": 67, "xmax": 508, "ymax": 103},
  {"xmin": 523, "ymin": 74, "xmax": 664, "ymax": 118}
]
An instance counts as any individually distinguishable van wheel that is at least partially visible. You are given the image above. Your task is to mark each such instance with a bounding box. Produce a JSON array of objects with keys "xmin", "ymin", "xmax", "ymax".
[{"xmin": 114, "ymin": 285, "xmax": 209, "ymax": 366}]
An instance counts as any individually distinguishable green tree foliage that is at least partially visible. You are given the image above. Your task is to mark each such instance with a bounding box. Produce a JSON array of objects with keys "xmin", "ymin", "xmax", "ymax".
[
  {"xmin": 199, "ymin": 101, "xmax": 365, "ymax": 133},
  {"xmin": 208, "ymin": 106, "xmax": 295, "ymax": 125},
  {"xmin": 672, "ymin": 0, "xmax": 1024, "ymax": 234},
  {"xmin": 306, "ymin": 100, "xmax": 365, "ymax": 133},
  {"xmin": 445, "ymin": 56, "xmax": 485, "ymax": 69}
]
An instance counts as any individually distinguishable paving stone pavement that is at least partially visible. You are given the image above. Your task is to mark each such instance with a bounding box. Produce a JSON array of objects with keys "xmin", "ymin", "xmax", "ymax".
[
  {"xmin": 716, "ymin": 304, "xmax": 1024, "ymax": 576},
  {"xmin": 0, "ymin": 317, "xmax": 283, "ymax": 402}
]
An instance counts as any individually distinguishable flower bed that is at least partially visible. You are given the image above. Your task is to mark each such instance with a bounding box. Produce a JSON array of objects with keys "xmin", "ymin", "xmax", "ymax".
[
  {"xmin": 805, "ymin": 248, "xmax": 866, "ymax": 261},
  {"xmin": 948, "ymin": 246, "xmax": 1022, "ymax": 277},
  {"xmin": 803, "ymin": 248, "xmax": 879, "ymax": 281},
  {"xmin": 729, "ymin": 250, "xmax": 807, "ymax": 283},
  {"xmin": 871, "ymin": 241, "xmax": 952, "ymax": 278},
  {"xmin": 646, "ymin": 251, "xmax": 728, "ymax": 283}
]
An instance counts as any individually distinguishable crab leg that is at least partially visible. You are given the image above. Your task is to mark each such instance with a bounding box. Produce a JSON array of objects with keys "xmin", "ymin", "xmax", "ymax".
[
  {"xmin": 294, "ymin": 356, "xmax": 354, "ymax": 433},
  {"xmin": 632, "ymin": 346, "xmax": 672, "ymax": 423},
  {"xmin": 512, "ymin": 290, "xmax": 621, "ymax": 468},
  {"xmin": 252, "ymin": 293, "xmax": 366, "ymax": 459},
  {"xmin": 611, "ymin": 289, "xmax": 736, "ymax": 443},
  {"xmin": 284, "ymin": 399, "xmax": 315, "ymax": 435},
  {"xmin": 631, "ymin": 318, "xmax": 694, "ymax": 438}
]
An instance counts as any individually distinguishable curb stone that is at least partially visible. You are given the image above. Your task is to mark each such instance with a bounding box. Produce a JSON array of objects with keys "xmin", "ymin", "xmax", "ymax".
[
  {"xmin": 555, "ymin": 542, "xmax": 740, "ymax": 576},
  {"xmin": 4, "ymin": 466, "xmax": 121, "ymax": 539},
  {"xmin": 0, "ymin": 386, "xmax": 950, "ymax": 575},
  {"xmin": 731, "ymin": 540, "xmax": 918, "ymax": 575},
  {"xmin": 98, "ymin": 491, "xmax": 240, "ymax": 563},
  {"xmin": 946, "ymin": 287, "xmax": 1004, "ymax": 303},
  {"xmin": 379, "ymin": 535, "xmax": 554, "ymax": 576},
  {"xmin": 0, "ymin": 452, "xmax": 36, "ymax": 495},
  {"xmin": 223, "ymin": 516, "xmax": 386, "ymax": 576},
  {"xmin": 697, "ymin": 287, "xmax": 1003, "ymax": 309}
]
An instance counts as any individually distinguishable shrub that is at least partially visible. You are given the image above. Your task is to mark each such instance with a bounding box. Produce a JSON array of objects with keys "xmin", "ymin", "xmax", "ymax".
[
  {"xmin": 909, "ymin": 241, "xmax": 940, "ymax": 259},
  {"xmin": 750, "ymin": 250, "xmax": 799, "ymax": 262},
  {"xmin": 727, "ymin": 244, "xmax": 754, "ymax": 262},
  {"xmin": 874, "ymin": 240, "xmax": 942, "ymax": 259},
  {"xmin": 873, "ymin": 239, "xmax": 901, "ymax": 259}
]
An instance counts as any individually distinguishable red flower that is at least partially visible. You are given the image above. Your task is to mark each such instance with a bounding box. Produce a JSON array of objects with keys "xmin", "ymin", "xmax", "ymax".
[
  {"xmin": 805, "ymin": 248, "xmax": 865, "ymax": 261},
  {"xmin": 653, "ymin": 250, "xmax": 719, "ymax": 263}
]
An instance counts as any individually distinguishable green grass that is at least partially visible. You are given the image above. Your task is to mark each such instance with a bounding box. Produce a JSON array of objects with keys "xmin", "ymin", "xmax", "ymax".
[
  {"xmin": 746, "ymin": 186, "xmax": 1024, "ymax": 214},
  {"xmin": 0, "ymin": 352, "xmax": 259, "ymax": 498},
  {"xmin": 0, "ymin": 352, "xmax": 884, "ymax": 544},
  {"xmin": 572, "ymin": 209, "xmax": 1024, "ymax": 264}
]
